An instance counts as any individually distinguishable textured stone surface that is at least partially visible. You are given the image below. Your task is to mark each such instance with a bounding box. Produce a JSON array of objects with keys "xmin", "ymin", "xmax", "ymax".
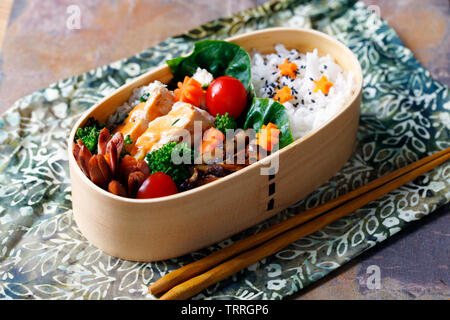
[{"xmin": 0, "ymin": 0, "xmax": 448, "ymax": 300}]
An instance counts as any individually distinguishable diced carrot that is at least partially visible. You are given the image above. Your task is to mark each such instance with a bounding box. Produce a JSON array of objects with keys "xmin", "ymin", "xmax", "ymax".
[
  {"xmin": 273, "ymin": 86, "xmax": 294, "ymax": 104},
  {"xmin": 174, "ymin": 76, "xmax": 206, "ymax": 107},
  {"xmin": 277, "ymin": 59, "xmax": 298, "ymax": 79},
  {"xmin": 313, "ymin": 75, "xmax": 334, "ymax": 95},
  {"xmin": 200, "ymin": 127, "xmax": 225, "ymax": 155},
  {"xmin": 256, "ymin": 123, "xmax": 280, "ymax": 152}
]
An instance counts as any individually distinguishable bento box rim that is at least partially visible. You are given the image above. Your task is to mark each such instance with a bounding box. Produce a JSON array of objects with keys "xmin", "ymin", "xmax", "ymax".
[{"xmin": 67, "ymin": 27, "xmax": 363, "ymax": 204}]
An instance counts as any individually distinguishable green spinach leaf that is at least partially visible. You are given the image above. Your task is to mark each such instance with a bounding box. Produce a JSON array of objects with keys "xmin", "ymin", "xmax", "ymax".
[
  {"xmin": 243, "ymin": 98, "xmax": 294, "ymax": 149},
  {"xmin": 166, "ymin": 40, "xmax": 252, "ymax": 94}
]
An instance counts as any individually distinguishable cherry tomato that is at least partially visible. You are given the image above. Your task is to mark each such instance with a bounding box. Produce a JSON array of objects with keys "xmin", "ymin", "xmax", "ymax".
[
  {"xmin": 206, "ymin": 76, "xmax": 247, "ymax": 118},
  {"xmin": 136, "ymin": 172, "xmax": 178, "ymax": 199}
]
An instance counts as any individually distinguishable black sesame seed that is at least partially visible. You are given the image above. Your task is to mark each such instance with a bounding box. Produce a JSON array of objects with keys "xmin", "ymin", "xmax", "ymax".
[
  {"xmin": 311, "ymin": 99, "xmax": 316, "ymax": 103},
  {"xmin": 309, "ymin": 77, "xmax": 313, "ymax": 81}
]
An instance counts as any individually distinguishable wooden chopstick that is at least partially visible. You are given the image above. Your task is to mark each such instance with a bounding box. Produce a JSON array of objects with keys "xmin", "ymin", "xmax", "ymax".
[
  {"xmin": 150, "ymin": 148, "xmax": 450, "ymax": 295},
  {"xmin": 150, "ymin": 148, "xmax": 450, "ymax": 299},
  {"xmin": 158, "ymin": 151, "xmax": 450, "ymax": 300}
]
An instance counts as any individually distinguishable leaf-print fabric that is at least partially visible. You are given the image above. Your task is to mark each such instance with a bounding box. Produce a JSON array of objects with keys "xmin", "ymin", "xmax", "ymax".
[{"xmin": 0, "ymin": 0, "xmax": 448, "ymax": 300}]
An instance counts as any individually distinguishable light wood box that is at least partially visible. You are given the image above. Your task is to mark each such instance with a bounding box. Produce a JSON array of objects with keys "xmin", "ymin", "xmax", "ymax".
[{"xmin": 68, "ymin": 28, "xmax": 363, "ymax": 261}]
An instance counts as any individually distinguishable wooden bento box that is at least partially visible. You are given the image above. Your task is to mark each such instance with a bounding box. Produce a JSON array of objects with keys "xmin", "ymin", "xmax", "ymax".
[{"xmin": 68, "ymin": 28, "xmax": 363, "ymax": 262}]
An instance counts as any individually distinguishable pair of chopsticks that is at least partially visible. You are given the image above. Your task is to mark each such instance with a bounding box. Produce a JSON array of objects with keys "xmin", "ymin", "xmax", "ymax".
[{"xmin": 149, "ymin": 148, "xmax": 450, "ymax": 300}]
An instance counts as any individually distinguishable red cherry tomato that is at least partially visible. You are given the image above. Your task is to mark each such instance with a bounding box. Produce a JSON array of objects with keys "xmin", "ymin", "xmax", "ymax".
[
  {"xmin": 206, "ymin": 76, "xmax": 247, "ymax": 118},
  {"xmin": 136, "ymin": 172, "xmax": 178, "ymax": 199}
]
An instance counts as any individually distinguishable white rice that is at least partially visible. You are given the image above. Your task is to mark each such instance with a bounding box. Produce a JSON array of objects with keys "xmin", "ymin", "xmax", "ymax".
[
  {"xmin": 192, "ymin": 67, "xmax": 214, "ymax": 88},
  {"xmin": 251, "ymin": 44, "xmax": 355, "ymax": 140}
]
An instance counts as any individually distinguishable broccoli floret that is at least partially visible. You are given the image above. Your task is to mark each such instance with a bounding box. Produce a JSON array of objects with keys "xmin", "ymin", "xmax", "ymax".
[
  {"xmin": 140, "ymin": 92, "xmax": 150, "ymax": 102},
  {"xmin": 75, "ymin": 117, "xmax": 105, "ymax": 154},
  {"xmin": 145, "ymin": 142, "xmax": 194, "ymax": 183},
  {"xmin": 124, "ymin": 134, "xmax": 133, "ymax": 146},
  {"xmin": 214, "ymin": 113, "xmax": 237, "ymax": 135},
  {"xmin": 120, "ymin": 135, "xmax": 133, "ymax": 159}
]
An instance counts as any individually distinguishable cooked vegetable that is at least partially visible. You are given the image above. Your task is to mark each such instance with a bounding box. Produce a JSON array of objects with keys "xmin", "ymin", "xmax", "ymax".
[
  {"xmin": 166, "ymin": 40, "xmax": 253, "ymax": 95},
  {"xmin": 137, "ymin": 172, "xmax": 178, "ymax": 199},
  {"xmin": 124, "ymin": 134, "xmax": 133, "ymax": 146},
  {"xmin": 145, "ymin": 142, "xmax": 193, "ymax": 183},
  {"xmin": 244, "ymin": 98, "xmax": 294, "ymax": 149},
  {"xmin": 75, "ymin": 117, "xmax": 105, "ymax": 154},
  {"xmin": 206, "ymin": 76, "xmax": 248, "ymax": 118},
  {"xmin": 214, "ymin": 112, "xmax": 237, "ymax": 135},
  {"xmin": 174, "ymin": 76, "xmax": 206, "ymax": 107},
  {"xmin": 277, "ymin": 59, "xmax": 298, "ymax": 79},
  {"xmin": 179, "ymin": 164, "xmax": 245, "ymax": 192},
  {"xmin": 200, "ymin": 127, "xmax": 224, "ymax": 155},
  {"xmin": 120, "ymin": 135, "xmax": 133, "ymax": 159},
  {"xmin": 140, "ymin": 92, "xmax": 150, "ymax": 102},
  {"xmin": 273, "ymin": 86, "xmax": 294, "ymax": 104},
  {"xmin": 256, "ymin": 123, "xmax": 280, "ymax": 152},
  {"xmin": 313, "ymin": 75, "xmax": 334, "ymax": 95}
]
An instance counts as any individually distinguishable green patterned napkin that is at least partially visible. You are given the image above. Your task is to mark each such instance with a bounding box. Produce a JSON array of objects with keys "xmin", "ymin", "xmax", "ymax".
[{"xmin": 0, "ymin": 0, "xmax": 448, "ymax": 300}]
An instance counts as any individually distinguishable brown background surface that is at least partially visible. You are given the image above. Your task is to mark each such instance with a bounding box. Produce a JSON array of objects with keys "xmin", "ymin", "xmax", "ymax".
[{"xmin": 0, "ymin": 0, "xmax": 448, "ymax": 299}]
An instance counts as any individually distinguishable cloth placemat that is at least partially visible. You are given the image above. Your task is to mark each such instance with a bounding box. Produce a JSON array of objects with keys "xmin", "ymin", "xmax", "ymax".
[{"xmin": 0, "ymin": 0, "xmax": 448, "ymax": 300}]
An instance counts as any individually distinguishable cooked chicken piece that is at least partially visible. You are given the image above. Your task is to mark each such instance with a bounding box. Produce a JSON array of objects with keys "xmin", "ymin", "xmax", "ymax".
[
  {"xmin": 132, "ymin": 102, "xmax": 215, "ymax": 160},
  {"xmin": 113, "ymin": 81, "xmax": 175, "ymax": 151}
]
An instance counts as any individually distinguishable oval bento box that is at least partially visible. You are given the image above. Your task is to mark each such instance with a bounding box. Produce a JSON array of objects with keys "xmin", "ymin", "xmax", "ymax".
[{"xmin": 68, "ymin": 28, "xmax": 363, "ymax": 262}]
